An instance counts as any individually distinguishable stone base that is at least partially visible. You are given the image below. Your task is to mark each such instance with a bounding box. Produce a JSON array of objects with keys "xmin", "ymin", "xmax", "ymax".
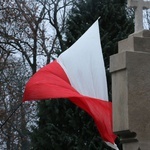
[
  {"xmin": 110, "ymin": 30, "xmax": 150, "ymax": 150},
  {"xmin": 122, "ymin": 142, "xmax": 140, "ymax": 150}
]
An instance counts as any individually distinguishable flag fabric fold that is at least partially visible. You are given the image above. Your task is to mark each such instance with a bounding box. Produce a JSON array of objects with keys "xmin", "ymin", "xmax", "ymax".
[{"xmin": 23, "ymin": 20, "xmax": 118, "ymax": 149}]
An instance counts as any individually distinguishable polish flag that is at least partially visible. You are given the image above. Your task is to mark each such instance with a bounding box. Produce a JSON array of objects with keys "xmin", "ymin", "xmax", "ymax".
[{"xmin": 23, "ymin": 20, "xmax": 118, "ymax": 149}]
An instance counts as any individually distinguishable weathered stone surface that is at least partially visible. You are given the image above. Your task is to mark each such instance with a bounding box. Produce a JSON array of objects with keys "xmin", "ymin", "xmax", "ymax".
[
  {"xmin": 127, "ymin": 0, "xmax": 150, "ymax": 32},
  {"xmin": 110, "ymin": 30, "xmax": 150, "ymax": 150},
  {"xmin": 122, "ymin": 141, "xmax": 140, "ymax": 150},
  {"xmin": 118, "ymin": 34, "xmax": 150, "ymax": 53},
  {"xmin": 129, "ymin": 30, "xmax": 150, "ymax": 37}
]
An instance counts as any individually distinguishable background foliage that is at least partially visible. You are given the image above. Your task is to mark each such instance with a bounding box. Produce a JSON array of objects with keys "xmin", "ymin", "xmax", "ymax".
[
  {"xmin": 0, "ymin": 0, "xmax": 134, "ymax": 149},
  {"xmin": 31, "ymin": 0, "xmax": 134, "ymax": 150}
]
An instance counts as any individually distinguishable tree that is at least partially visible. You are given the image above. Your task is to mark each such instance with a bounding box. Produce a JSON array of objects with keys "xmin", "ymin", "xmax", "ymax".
[
  {"xmin": 0, "ymin": 0, "xmax": 134, "ymax": 149},
  {"xmin": 0, "ymin": 57, "xmax": 34, "ymax": 150},
  {"xmin": 65, "ymin": 0, "xmax": 134, "ymax": 99},
  {"xmin": 0, "ymin": 0, "xmax": 47, "ymax": 74},
  {"xmin": 0, "ymin": 0, "xmax": 74, "ymax": 149},
  {"xmin": 65, "ymin": 0, "xmax": 133, "ymax": 149},
  {"xmin": 31, "ymin": 0, "xmax": 133, "ymax": 150},
  {"xmin": 144, "ymin": 9, "xmax": 150, "ymax": 30},
  {"xmin": 0, "ymin": 1, "xmax": 47, "ymax": 149},
  {"xmin": 0, "ymin": 0, "xmax": 50, "ymax": 149}
]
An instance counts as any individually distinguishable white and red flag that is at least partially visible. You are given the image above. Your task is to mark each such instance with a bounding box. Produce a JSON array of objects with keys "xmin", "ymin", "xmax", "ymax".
[{"xmin": 23, "ymin": 20, "xmax": 118, "ymax": 149}]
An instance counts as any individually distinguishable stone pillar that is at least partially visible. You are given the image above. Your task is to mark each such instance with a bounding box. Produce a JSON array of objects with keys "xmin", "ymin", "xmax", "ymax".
[{"xmin": 110, "ymin": 30, "xmax": 150, "ymax": 150}]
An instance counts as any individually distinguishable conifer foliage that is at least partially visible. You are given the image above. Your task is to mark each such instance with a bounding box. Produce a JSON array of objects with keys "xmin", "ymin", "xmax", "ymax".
[
  {"xmin": 31, "ymin": 0, "xmax": 133, "ymax": 149},
  {"xmin": 65, "ymin": 0, "xmax": 134, "ymax": 100},
  {"xmin": 65, "ymin": 0, "xmax": 134, "ymax": 68}
]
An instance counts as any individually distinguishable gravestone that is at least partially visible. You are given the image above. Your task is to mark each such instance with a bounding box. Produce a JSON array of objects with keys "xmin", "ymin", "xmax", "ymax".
[
  {"xmin": 110, "ymin": 1, "xmax": 150, "ymax": 149},
  {"xmin": 110, "ymin": 30, "xmax": 150, "ymax": 150},
  {"xmin": 128, "ymin": 0, "xmax": 150, "ymax": 32}
]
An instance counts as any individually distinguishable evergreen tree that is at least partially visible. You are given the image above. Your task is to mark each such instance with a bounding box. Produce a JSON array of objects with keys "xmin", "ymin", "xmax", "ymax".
[
  {"xmin": 65, "ymin": 0, "xmax": 134, "ymax": 99},
  {"xmin": 31, "ymin": 0, "xmax": 134, "ymax": 149},
  {"xmin": 31, "ymin": 100, "xmax": 107, "ymax": 150},
  {"xmin": 66, "ymin": 0, "xmax": 133, "ymax": 67}
]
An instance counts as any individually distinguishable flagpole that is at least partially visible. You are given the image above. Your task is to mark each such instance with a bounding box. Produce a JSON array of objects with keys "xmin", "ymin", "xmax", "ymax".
[{"xmin": 0, "ymin": 102, "xmax": 22, "ymax": 129}]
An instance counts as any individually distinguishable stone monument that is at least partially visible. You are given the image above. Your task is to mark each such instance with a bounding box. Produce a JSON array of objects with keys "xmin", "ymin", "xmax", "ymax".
[
  {"xmin": 110, "ymin": 0, "xmax": 150, "ymax": 150},
  {"xmin": 128, "ymin": 0, "xmax": 150, "ymax": 32}
]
